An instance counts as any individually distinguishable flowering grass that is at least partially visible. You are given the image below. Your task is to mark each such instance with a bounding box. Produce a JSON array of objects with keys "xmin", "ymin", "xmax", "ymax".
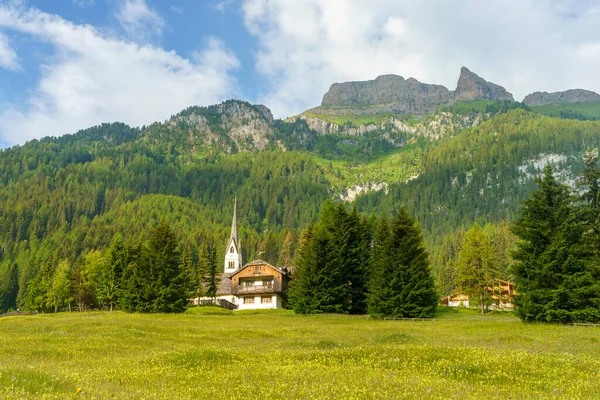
[{"xmin": 1, "ymin": 307, "xmax": 599, "ymax": 399}]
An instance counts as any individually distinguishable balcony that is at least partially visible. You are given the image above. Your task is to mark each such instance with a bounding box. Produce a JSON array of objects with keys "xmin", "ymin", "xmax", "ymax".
[{"xmin": 232, "ymin": 282, "xmax": 285, "ymax": 295}]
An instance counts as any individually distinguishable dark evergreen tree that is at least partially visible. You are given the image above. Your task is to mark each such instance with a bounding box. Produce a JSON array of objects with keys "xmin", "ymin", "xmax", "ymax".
[
  {"xmin": 367, "ymin": 219, "xmax": 392, "ymax": 316},
  {"xmin": 98, "ymin": 233, "xmax": 127, "ymax": 311},
  {"xmin": 0, "ymin": 263, "xmax": 18, "ymax": 312},
  {"xmin": 368, "ymin": 209, "xmax": 437, "ymax": 318},
  {"xmin": 120, "ymin": 222, "xmax": 188, "ymax": 313},
  {"xmin": 197, "ymin": 242, "xmax": 209, "ymax": 298},
  {"xmin": 290, "ymin": 202, "xmax": 371, "ymax": 314},
  {"xmin": 206, "ymin": 246, "xmax": 219, "ymax": 300},
  {"xmin": 512, "ymin": 164, "xmax": 600, "ymax": 323},
  {"xmin": 288, "ymin": 224, "xmax": 319, "ymax": 313},
  {"xmin": 180, "ymin": 244, "xmax": 197, "ymax": 298},
  {"xmin": 23, "ymin": 258, "xmax": 54, "ymax": 313}
]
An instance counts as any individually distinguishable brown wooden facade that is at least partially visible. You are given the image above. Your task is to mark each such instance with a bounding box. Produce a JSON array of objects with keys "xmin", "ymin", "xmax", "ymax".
[{"xmin": 229, "ymin": 260, "xmax": 290, "ymax": 300}]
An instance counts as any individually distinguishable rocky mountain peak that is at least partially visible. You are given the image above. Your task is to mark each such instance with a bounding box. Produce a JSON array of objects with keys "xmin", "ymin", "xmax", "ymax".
[
  {"xmin": 453, "ymin": 67, "xmax": 514, "ymax": 102},
  {"xmin": 523, "ymin": 89, "xmax": 600, "ymax": 106}
]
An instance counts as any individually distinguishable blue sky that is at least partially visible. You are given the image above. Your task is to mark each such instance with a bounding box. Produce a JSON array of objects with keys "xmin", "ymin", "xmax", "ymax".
[{"xmin": 1, "ymin": 0, "xmax": 600, "ymax": 146}]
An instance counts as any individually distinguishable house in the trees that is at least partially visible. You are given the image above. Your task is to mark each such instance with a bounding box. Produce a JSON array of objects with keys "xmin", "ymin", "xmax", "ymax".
[
  {"xmin": 194, "ymin": 198, "xmax": 290, "ymax": 310},
  {"xmin": 440, "ymin": 280, "xmax": 516, "ymax": 310}
]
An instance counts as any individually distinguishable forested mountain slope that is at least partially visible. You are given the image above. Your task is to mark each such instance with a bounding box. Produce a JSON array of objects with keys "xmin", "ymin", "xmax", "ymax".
[{"xmin": 1, "ymin": 98, "xmax": 600, "ymax": 311}]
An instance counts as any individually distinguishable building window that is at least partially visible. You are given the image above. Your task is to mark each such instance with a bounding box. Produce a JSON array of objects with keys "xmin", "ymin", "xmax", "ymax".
[
  {"xmin": 228, "ymin": 261, "xmax": 235, "ymax": 269},
  {"xmin": 263, "ymin": 280, "xmax": 273, "ymax": 288},
  {"xmin": 254, "ymin": 266, "xmax": 260, "ymax": 275},
  {"xmin": 261, "ymin": 296, "xmax": 272, "ymax": 304},
  {"xmin": 243, "ymin": 280, "xmax": 253, "ymax": 287},
  {"xmin": 244, "ymin": 297, "xmax": 254, "ymax": 304},
  {"xmin": 230, "ymin": 246, "xmax": 234, "ymax": 253}
]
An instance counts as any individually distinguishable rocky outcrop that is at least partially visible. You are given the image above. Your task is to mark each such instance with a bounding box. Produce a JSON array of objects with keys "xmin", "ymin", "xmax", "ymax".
[
  {"xmin": 316, "ymin": 67, "xmax": 513, "ymax": 116},
  {"xmin": 170, "ymin": 100, "xmax": 276, "ymax": 152},
  {"xmin": 452, "ymin": 67, "xmax": 514, "ymax": 102},
  {"xmin": 523, "ymin": 89, "xmax": 600, "ymax": 106},
  {"xmin": 321, "ymin": 75, "xmax": 451, "ymax": 115}
]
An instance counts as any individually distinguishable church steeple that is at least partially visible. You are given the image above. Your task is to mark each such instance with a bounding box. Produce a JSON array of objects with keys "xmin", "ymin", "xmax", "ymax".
[
  {"xmin": 224, "ymin": 197, "xmax": 242, "ymax": 273},
  {"xmin": 230, "ymin": 196, "xmax": 238, "ymax": 245}
]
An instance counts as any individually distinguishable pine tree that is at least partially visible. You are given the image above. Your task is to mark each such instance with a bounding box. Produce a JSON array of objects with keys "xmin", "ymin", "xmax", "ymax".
[
  {"xmin": 206, "ymin": 246, "xmax": 219, "ymax": 300},
  {"xmin": 579, "ymin": 149, "xmax": 600, "ymax": 249},
  {"xmin": 288, "ymin": 224, "xmax": 320, "ymax": 313},
  {"xmin": 456, "ymin": 224, "xmax": 498, "ymax": 314},
  {"xmin": 120, "ymin": 222, "xmax": 188, "ymax": 313},
  {"xmin": 367, "ymin": 219, "xmax": 392, "ymax": 316},
  {"xmin": 180, "ymin": 244, "xmax": 197, "ymax": 298},
  {"xmin": 23, "ymin": 258, "xmax": 54, "ymax": 313},
  {"xmin": 0, "ymin": 263, "xmax": 18, "ymax": 313},
  {"xmin": 97, "ymin": 233, "xmax": 127, "ymax": 311},
  {"xmin": 512, "ymin": 164, "xmax": 600, "ymax": 323},
  {"xmin": 197, "ymin": 242, "xmax": 209, "ymax": 298},
  {"xmin": 368, "ymin": 209, "xmax": 437, "ymax": 318}
]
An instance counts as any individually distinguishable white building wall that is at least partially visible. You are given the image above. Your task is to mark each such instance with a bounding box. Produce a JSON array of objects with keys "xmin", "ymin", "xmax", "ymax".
[{"xmin": 235, "ymin": 295, "xmax": 284, "ymax": 310}]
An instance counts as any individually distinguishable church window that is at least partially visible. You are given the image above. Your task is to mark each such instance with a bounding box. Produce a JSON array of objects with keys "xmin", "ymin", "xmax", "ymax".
[
  {"xmin": 230, "ymin": 246, "xmax": 234, "ymax": 253},
  {"xmin": 244, "ymin": 297, "xmax": 254, "ymax": 304},
  {"xmin": 261, "ymin": 296, "xmax": 272, "ymax": 304},
  {"xmin": 228, "ymin": 261, "xmax": 235, "ymax": 269}
]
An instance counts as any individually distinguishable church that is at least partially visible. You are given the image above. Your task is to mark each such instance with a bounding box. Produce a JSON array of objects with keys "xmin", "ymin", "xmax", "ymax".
[{"xmin": 197, "ymin": 198, "xmax": 291, "ymax": 310}]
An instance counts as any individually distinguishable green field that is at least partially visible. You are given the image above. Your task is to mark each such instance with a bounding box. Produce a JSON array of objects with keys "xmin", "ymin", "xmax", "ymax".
[{"xmin": 1, "ymin": 307, "xmax": 599, "ymax": 399}]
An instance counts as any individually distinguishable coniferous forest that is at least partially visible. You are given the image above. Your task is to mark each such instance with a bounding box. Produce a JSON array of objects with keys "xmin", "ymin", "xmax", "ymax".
[{"xmin": 1, "ymin": 100, "xmax": 600, "ymax": 321}]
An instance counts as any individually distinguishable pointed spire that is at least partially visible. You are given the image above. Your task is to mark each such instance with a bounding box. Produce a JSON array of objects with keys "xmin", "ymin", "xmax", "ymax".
[{"xmin": 230, "ymin": 196, "xmax": 238, "ymax": 244}]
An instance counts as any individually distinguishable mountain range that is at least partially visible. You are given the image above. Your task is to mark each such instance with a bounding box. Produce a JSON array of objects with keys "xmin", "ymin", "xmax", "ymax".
[{"xmin": 1, "ymin": 67, "xmax": 600, "ymax": 311}]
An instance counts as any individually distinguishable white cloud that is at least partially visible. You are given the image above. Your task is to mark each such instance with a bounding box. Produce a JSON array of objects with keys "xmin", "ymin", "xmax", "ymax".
[
  {"xmin": 0, "ymin": 5, "xmax": 240, "ymax": 145},
  {"xmin": 72, "ymin": 0, "xmax": 95, "ymax": 7},
  {"xmin": 115, "ymin": 0, "xmax": 165, "ymax": 43},
  {"xmin": 0, "ymin": 33, "xmax": 20, "ymax": 70},
  {"xmin": 241, "ymin": 0, "xmax": 600, "ymax": 118}
]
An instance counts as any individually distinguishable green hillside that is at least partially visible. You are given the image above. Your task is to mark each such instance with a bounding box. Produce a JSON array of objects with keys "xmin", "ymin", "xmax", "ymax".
[
  {"xmin": 530, "ymin": 101, "xmax": 600, "ymax": 120},
  {"xmin": 2, "ymin": 100, "xmax": 600, "ymax": 311}
]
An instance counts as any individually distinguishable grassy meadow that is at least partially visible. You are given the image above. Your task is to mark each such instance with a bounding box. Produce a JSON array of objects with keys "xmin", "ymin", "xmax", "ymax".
[{"xmin": 1, "ymin": 307, "xmax": 599, "ymax": 399}]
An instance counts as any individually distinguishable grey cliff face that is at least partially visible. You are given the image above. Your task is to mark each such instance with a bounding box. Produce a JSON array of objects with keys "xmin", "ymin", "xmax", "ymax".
[
  {"xmin": 523, "ymin": 89, "xmax": 600, "ymax": 106},
  {"xmin": 452, "ymin": 67, "xmax": 514, "ymax": 102},
  {"xmin": 317, "ymin": 67, "xmax": 513, "ymax": 115},
  {"xmin": 321, "ymin": 75, "xmax": 451, "ymax": 114}
]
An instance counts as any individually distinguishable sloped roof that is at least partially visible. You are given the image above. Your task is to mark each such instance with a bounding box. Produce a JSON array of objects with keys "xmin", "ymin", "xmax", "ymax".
[
  {"xmin": 230, "ymin": 259, "xmax": 289, "ymax": 277},
  {"xmin": 216, "ymin": 272, "xmax": 234, "ymax": 295}
]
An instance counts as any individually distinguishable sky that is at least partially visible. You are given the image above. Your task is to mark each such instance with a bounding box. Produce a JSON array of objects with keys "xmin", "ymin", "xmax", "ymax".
[{"xmin": 1, "ymin": 0, "xmax": 600, "ymax": 146}]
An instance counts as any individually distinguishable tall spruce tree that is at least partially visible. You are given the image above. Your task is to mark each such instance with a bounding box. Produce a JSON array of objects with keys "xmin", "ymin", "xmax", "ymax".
[
  {"xmin": 23, "ymin": 258, "xmax": 54, "ymax": 313},
  {"xmin": 367, "ymin": 219, "xmax": 392, "ymax": 316},
  {"xmin": 197, "ymin": 242, "xmax": 209, "ymax": 298},
  {"xmin": 120, "ymin": 221, "xmax": 188, "ymax": 313},
  {"xmin": 456, "ymin": 224, "xmax": 498, "ymax": 314},
  {"xmin": 206, "ymin": 246, "xmax": 219, "ymax": 300},
  {"xmin": 288, "ymin": 224, "xmax": 319, "ymax": 313},
  {"xmin": 512, "ymin": 164, "xmax": 600, "ymax": 323},
  {"xmin": 368, "ymin": 209, "xmax": 437, "ymax": 318},
  {"xmin": 97, "ymin": 233, "xmax": 127, "ymax": 311},
  {"xmin": 180, "ymin": 244, "xmax": 197, "ymax": 298}
]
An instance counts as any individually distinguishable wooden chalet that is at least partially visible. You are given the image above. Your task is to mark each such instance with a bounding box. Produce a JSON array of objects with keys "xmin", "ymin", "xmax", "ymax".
[{"xmin": 441, "ymin": 279, "xmax": 516, "ymax": 310}]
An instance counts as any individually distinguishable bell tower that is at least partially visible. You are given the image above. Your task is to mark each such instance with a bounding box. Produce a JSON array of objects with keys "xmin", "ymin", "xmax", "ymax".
[{"xmin": 224, "ymin": 197, "xmax": 242, "ymax": 273}]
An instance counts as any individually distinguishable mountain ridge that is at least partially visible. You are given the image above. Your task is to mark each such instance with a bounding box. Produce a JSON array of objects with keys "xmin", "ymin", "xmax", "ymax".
[{"xmin": 313, "ymin": 66, "xmax": 513, "ymax": 116}]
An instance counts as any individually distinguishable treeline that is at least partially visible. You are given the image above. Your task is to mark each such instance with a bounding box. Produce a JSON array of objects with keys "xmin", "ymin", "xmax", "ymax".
[
  {"xmin": 290, "ymin": 201, "xmax": 437, "ymax": 317},
  {"xmin": 511, "ymin": 158, "xmax": 600, "ymax": 323},
  {"xmin": 11, "ymin": 222, "xmax": 221, "ymax": 313}
]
